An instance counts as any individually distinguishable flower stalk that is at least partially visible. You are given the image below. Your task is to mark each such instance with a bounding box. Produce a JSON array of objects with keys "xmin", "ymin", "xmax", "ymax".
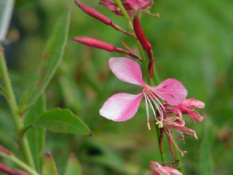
[
  {"xmin": 0, "ymin": 46, "xmax": 35, "ymax": 168},
  {"xmin": 112, "ymin": 0, "xmax": 165, "ymax": 163}
]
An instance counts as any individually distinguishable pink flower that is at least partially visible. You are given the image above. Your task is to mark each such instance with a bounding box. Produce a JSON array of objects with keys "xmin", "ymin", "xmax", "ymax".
[
  {"xmin": 100, "ymin": 0, "xmax": 153, "ymax": 16},
  {"xmin": 148, "ymin": 161, "xmax": 182, "ymax": 175},
  {"xmin": 99, "ymin": 57, "xmax": 187, "ymax": 128}
]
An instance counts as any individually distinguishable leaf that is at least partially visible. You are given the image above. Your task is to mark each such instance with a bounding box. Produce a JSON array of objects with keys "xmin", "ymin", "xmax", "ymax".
[
  {"xmin": 58, "ymin": 63, "xmax": 83, "ymax": 114},
  {"xmin": 26, "ymin": 9, "xmax": 70, "ymax": 107},
  {"xmin": 24, "ymin": 94, "xmax": 46, "ymax": 172},
  {"xmin": 33, "ymin": 108, "xmax": 92, "ymax": 135},
  {"xmin": 200, "ymin": 119, "xmax": 214, "ymax": 175},
  {"xmin": 42, "ymin": 153, "xmax": 57, "ymax": 175},
  {"xmin": 64, "ymin": 153, "xmax": 82, "ymax": 175}
]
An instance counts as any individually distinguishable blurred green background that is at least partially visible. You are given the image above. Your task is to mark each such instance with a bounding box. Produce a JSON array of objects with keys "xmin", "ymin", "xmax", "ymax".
[{"xmin": 0, "ymin": 0, "xmax": 232, "ymax": 174}]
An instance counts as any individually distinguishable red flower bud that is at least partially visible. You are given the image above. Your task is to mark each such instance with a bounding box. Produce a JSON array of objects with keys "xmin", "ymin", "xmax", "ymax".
[
  {"xmin": 72, "ymin": 37, "xmax": 116, "ymax": 52},
  {"xmin": 133, "ymin": 15, "xmax": 151, "ymax": 51},
  {"xmin": 72, "ymin": 37, "xmax": 142, "ymax": 61},
  {"xmin": 75, "ymin": 1, "xmax": 111, "ymax": 25}
]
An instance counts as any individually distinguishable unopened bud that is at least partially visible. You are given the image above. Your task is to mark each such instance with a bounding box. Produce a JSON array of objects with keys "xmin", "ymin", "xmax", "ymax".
[
  {"xmin": 0, "ymin": 145, "xmax": 12, "ymax": 155},
  {"xmin": 133, "ymin": 15, "xmax": 151, "ymax": 51},
  {"xmin": 72, "ymin": 37, "xmax": 115, "ymax": 52},
  {"xmin": 75, "ymin": 1, "xmax": 111, "ymax": 25},
  {"xmin": 72, "ymin": 37, "xmax": 141, "ymax": 60}
]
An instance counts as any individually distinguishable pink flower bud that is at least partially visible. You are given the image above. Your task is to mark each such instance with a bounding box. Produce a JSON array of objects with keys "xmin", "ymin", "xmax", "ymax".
[
  {"xmin": 133, "ymin": 15, "xmax": 151, "ymax": 51},
  {"xmin": 72, "ymin": 37, "xmax": 116, "ymax": 52},
  {"xmin": 75, "ymin": 1, "xmax": 111, "ymax": 25}
]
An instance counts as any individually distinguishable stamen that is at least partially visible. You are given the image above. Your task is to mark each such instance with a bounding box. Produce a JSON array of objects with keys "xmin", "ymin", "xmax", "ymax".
[
  {"xmin": 147, "ymin": 122, "xmax": 151, "ymax": 130},
  {"xmin": 147, "ymin": 92, "xmax": 164, "ymax": 119},
  {"xmin": 143, "ymin": 91, "xmax": 151, "ymax": 130},
  {"xmin": 144, "ymin": 90, "xmax": 157, "ymax": 118},
  {"xmin": 150, "ymin": 91, "xmax": 166, "ymax": 112}
]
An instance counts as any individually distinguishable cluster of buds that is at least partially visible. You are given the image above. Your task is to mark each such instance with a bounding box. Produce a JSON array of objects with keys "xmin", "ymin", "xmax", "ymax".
[
  {"xmin": 73, "ymin": 0, "xmax": 157, "ymax": 77},
  {"xmin": 73, "ymin": 1, "xmax": 205, "ymax": 174}
]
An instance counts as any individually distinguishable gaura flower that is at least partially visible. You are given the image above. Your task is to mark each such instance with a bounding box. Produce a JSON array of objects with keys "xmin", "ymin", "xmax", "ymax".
[
  {"xmin": 99, "ymin": 57, "xmax": 187, "ymax": 128},
  {"xmin": 100, "ymin": 0, "xmax": 153, "ymax": 16},
  {"xmin": 148, "ymin": 161, "xmax": 182, "ymax": 175}
]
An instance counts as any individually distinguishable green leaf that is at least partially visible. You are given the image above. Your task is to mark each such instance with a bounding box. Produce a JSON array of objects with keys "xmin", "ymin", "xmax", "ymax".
[
  {"xmin": 24, "ymin": 94, "xmax": 46, "ymax": 172},
  {"xmin": 58, "ymin": 63, "xmax": 83, "ymax": 114},
  {"xmin": 200, "ymin": 119, "xmax": 214, "ymax": 175},
  {"xmin": 42, "ymin": 153, "xmax": 57, "ymax": 175},
  {"xmin": 64, "ymin": 154, "xmax": 82, "ymax": 175},
  {"xmin": 26, "ymin": 9, "xmax": 70, "ymax": 107},
  {"xmin": 33, "ymin": 108, "xmax": 92, "ymax": 135}
]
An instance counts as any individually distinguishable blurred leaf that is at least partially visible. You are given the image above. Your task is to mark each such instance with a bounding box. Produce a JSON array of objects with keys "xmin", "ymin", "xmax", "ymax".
[
  {"xmin": 33, "ymin": 108, "xmax": 91, "ymax": 135},
  {"xmin": 58, "ymin": 63, "xmax": 83, "ymax": 114},
  {"xmin": 200, "ymin": 119, "xmax": 214, "ymax": 175},
  {"xmin": 42, "ymin": 153, "xmax": 57, "ymax": 175},
  {"xmin": 24, "ymin": 94, "xmax": 46, "ymax": 172},
  {"xmin": 64, "ymin": 153, "xmax": 82, "ymax": 175},
  {"xmin": 25, "ymin": 9, "xmax": 70, "ymax": 108},
  {"xmin": 89, "ymin": 139, "xmax": 137, "ymax": 174}
]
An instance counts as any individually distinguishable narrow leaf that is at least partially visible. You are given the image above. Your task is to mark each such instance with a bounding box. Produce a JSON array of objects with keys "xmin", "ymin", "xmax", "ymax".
[
  {"xmin": 65, "ymin": 153, "xmax": 82, "ymax": 175},
  {"xmin": 27, "ymin": 9, "xmax": 70, "ymax": 107},
  {"xmin": 200, "ymin": 119, "xmax": 214, "ymax": 175},
  {"xmin": 33, "ymin": 108, "xmax": 92, "ymax": 135},
  {"xmin": 42, "ymin": 153, "xmax": 57, "ymax": 175}
]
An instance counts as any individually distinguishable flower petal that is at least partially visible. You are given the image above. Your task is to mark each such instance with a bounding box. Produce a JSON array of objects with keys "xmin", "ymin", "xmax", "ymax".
[
  {"xmin": 181, "ymin": 98, "xmax": 205, "ymax": 109},
  {"xmin": 185, "ymin": 110, "xmax": 205, "ymax": 122},
  {"xmin": 125, "ymin": 0, "xmax": 153, "ymax": 10},
  {"xmin": 99, "ymin": 93, "xmax": 143, "ymax": 121},
  {"xmin": 164, "ymin": 167, "xmax": 183, "ymax": 175},
  {"xmin": 153, "ymin": 79, "xmax": 187, "ymax": 106},
  {"xmin": 109, "ymin": 57, "xmax": 146, "ymax": 87}
]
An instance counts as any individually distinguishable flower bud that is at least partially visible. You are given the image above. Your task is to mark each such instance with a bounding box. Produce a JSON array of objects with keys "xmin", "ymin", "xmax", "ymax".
[
  {"xmin": 72, "ymin": 37, "xmax": 115, "ymax": 52},
  {"xmin": 133, "ymin": 15, "xmax": 151, "ymax": 51},
  {"xmin": 75, "ymin": 1, "xmax": 112, "ymax": 25}
]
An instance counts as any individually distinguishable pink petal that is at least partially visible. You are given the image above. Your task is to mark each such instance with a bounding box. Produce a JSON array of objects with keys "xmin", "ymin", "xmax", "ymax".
[
  {"xmin": 99, "ymin": 93, "xmax": 143, "ymax": 121},
  {"xmin": 153, "ymin": 79, "xmax": 187, "ymax": 106},
  {"xmin": 125, "ymin": 0, "xmax": 153, "ymax": 10},
  {"xmin": 149, "ymin": 161, "xmax": 182, "ymax": 175},
  {"xmin": 109, "ymin": 57, "xmax": 146, "ymax": 87},
  {"xmin": 181, "ymin": 98, "xmax": 205, "ymax": 109},
  {"xmin": 185, "ymin": 110, "xmax": 205, "ymax": 122},
  {"xmin": 164, "ymin": 167, "xmax": 183, "ymax": 175}
]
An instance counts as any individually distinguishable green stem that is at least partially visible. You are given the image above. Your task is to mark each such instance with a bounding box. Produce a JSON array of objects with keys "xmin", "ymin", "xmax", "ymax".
[
  {"xmin": 113, "ymin": 0, "xmax": 164, "ymax": 161},
  {"xmin": 0, "ymin": 46, "xmax": 35, "ymax": 168},
  {"xmin": 1, "ymin": 153, "xmax": 39, "ymax": 175}
]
